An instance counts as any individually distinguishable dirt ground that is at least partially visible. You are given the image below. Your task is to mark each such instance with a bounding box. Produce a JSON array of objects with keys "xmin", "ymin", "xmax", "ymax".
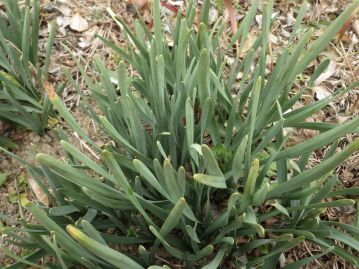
[{"xmin": 0, "ymin": 0, "xmax": 358, "ymax": 267}]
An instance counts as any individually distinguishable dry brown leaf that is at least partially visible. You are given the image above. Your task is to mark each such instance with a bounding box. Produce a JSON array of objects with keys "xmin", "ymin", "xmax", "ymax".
[
  {"xmin": 338, "ymin": 6, "xmax": 359, "ymax": 40},
  {"xmin": 352, "ymin": 19, "xmax": 359, "ymax": 37},
  {"xmin": 127, "ymin": 0, "xmax": 151, "ymax": 12},
  {"xmin": 334, "ymin": 115, "xmax": 351, "ymax": 124},
  {"xmin": 69, "ymin": 13, "xmax": 89, "ymax": 32},
  {"xmin": 26, "ymin": 174, "xmax": 49, "ymax": 206},
  {"xmin": 57, "ymin": 3, "xmax": 72, "ymax": 16},
  {"xmin": 314, "ymin": 85, "xmax": 332, "ymax": 100},
  {"xmin": 314, "ymin": 60, "xmax": 336, "ymax": 86},
  {"xmin": 79, "ymin": 26, "xmax": 99, "ymax": 49},
  {"xmin": 240, "ymin": 30, "xmax": 255, "ymax": 58},
  {"xmin": 350, "ymin": 94, "xmax": 359, "ymax": 113},
  {"xmin": 224, "ymin": 0, "xmax": 237, "ymax": 34},
  {"xmin": 41, "ymin": 79, "xmax": 56, "ymax": 100}
]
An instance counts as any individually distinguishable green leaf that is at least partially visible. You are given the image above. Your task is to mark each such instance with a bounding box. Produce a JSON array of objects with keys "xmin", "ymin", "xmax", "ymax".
[
  {"xmin": 81, "ymin": 220, "xmax": 108, "ymax": 246},
  {"xmin": 43, "ymin": 80, "xmax": 97, "ymax": 149},
  {"xmin": 25, "ymin": 203, "xmax": 99, "ymax": 267},
  {"xmin": 0, "ymin": 245, "xmax": 48, "ymax": 269},
  {"xmin": 232, "ymin": 135, "xmax": 248, "ymax": 180},
  {"xmin": 290, "ymin": 1, "xmax": 307, "ymax": 39},
  {"xmin": 308, "ymin": 58, "xmax": 330, "ymax": 86},
  {"xmin": 49, "ymin": 205, "xmax": 80, "ymax": 216},
  {"xmin": 293, "ymin": 0, "xmax": 359, "ymax": 77},
  {"xmin": 159, "ymin": 197, "xmax": 185, "ymax": 237},
  {"xmin": 67, "ymin": 225, "xmax": 144, "ymax": 269},
  {"xmin": 61, "ymin": 140, "xmax": 113, "ymax": 182},
  {"xmin": 243, "ymin": 159, "xmax": 259, "ymax": 199},
  {"xmin": 153, "ymin": 0, "xmax": 163, "ymax": 55},
  {"xmin": 186, "ymin": 97, "xmax": 195, "ymax": 161},
  {"xmin": 201, "ymin": 144, "xmax": 223, "ymax": 177},
  {"xmin": 150, "ymin": 225, "xmax": 213, "ymax": 262},
  {"xmin": 193, "ymin": 174, "xmax": 227, "ymax": 189},
  {"xmin": 186, "ymin": 225, "xmax": 201, "ymax": 243},
  {"xmin": 253, "ymin": 237, "xmax": 305, "ymax": 268},
  {"xmin": 0, "ymin": 173, "xmax": 9, "ymax": 187},
  {"xmin": 36, "ymin": 153, "xmax": 124, "ymax": 200},
  {"xmin": 276, "ymin": 117, "xmax": 359, "ymax": 160},
  {"xmin": 152, "ymin": 197, "xmax": 186, "ymax": 254},
  {"xmin": 200, "ymin": 0, "xmax": 211, "ymax": 26},
  {"xmin": 202, "ymin": 246, "xmax": 226, "ymax": 269},
  {"xmin": 133, "ymin": 159, "xmax": 168, "ymax": 199},
  {"xmin": 272, "ymin": 201, "xmax": 290, "ymax": 218},
  {"xmin": 268, "ymin": 140, "xmax": 359, "ymax": 198},
  {"xmin": 103, "ymin": 151, "xmax": 156, "ymax": 228}
]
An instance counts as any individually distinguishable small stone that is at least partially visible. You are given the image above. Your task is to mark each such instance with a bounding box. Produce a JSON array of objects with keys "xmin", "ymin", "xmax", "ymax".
[
  {"xmin": 208, "ymin": 6, "xmax": 219, "ymax": 25},
  {"xmin": 0, "ymin": 159, "xmax": 10, "ymax": 169},
  {"xmin": 44, "ymin": 135, "xmax": 52, "ymax": 143},
  {"xmin": 29, "ymin": 133, "xmax": 41, "ymax": 143},
  {"xmin": 43, "ymin": 144, "xmax": 53, "ymax": 152},
  {"xmin": 69, "ymin": 13, "xmax": 89, "ymax": 32}
]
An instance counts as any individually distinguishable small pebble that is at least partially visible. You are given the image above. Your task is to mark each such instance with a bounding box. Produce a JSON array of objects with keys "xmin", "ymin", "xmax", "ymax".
[
  {"xmin": 0, "ymin": 159, "xmax": 10, "ymax": 170},
  {"xmin": 29, "ymin": 133, "xmax": 41, "ymax": 143}
]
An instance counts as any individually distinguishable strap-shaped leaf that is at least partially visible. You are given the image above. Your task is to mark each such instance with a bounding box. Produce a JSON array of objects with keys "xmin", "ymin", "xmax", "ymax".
[
  {"xmin": 152, "ymin": 198, "xmax": 186, "ymax": 254},
  {"xmin": 25, "ymin": 203, "xmax": 99, "ymax": 266},
  {"xmin": 243, "ymin": 207, "xmax": 265, "ymax": 238},
  {"xmin": 269, "ymin": 140, "xmax": 359, "ymax": 197},
  {"xmin": 160, "ymin": 197, "xmax": 185, "ymax": 236},
  {"xmin": 200, "ymin": 0, "xmax": 211, "ymax": 25},
  {"xmin": 81, "ymin": 220, "xmax": 108, "ymax": 246},
  {"xmin": 103, "ymin": 151, "xmax": 156, "ymax": 228},
  {"xmin": 163, "ymin": 159, "xmax": 182, "ymax": 200},
  {"xmin": 238, "ymin": 234, "xmax": 293, "ymax": 255},
  {"xmin": 185, "ymin": 225, "xmax": 201, "ymax": 243},
  {"xmin": 201, "ymin": 144, "xmax": 223, "ymax": 177},
  {"xmin": 193, "ymin": 174, "xmax": 226, "ymax": 189},
  {"xmin": 133, "ymin": 159, "xmax": 168, "ymax": 199},
  {"xmin": 42, "ymin": 80, "xmax": 98, "ymax": 150},
  {"xmin": 293, "ymin": 0, "xmax": 359, "ymax": 77},
  {"xmin": 202, "ymin": 246, "xmax": 226, "ymax": 269},
  {"xmin": 245, "ymin": 77, "xmax": 262, "ymax": 171},
  {"xmin": 243, "ymin": 159, "xmax": 259, "ymax": 199},
  {"xmin": 278, "ymin": 117, "xmax": 359, "ymax": 160},
  {"xmin": 61, "ymin": 140, "xmax": 113, "ymax": 182},
  {"xmin": 0, "ymin": 246, "xmax": 48, "ymax": 269},
  {"xmin": 232, "ymin": 135, "xmax": 248, "ymax": 180},
  {"xmin": 255, "ymin": 237, "xmax": 305, "ymax": 268},
  {"xmin": 153, "ymin": 0, "xmax": 163, "ymax": 55},
  {"xmin": 150, "ymin": 226, "xmax": 213, "ymax": 262},
  {"xmin": 252, "ymin": 182, "xmax": 270, "ymax": 206},
  {"xmin": 37, "ymin": 153, "xmax": 124, "ymax": 200},
  {"xmin": 67, "ymin": 225, "xmax": 144, "ymax": 269}
]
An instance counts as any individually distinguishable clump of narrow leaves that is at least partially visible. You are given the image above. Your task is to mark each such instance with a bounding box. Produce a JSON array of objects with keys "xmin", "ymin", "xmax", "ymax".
[
  {"xmin": 2, "ymin": 0, "xmax": 359, "ymax": 268},
  {"xmin": 0, "ymin": 0, "xmax": 55, "ymax": 133}
]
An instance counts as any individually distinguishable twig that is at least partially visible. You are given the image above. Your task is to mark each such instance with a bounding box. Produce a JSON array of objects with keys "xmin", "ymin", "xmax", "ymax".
[
  {"xmin": 303, "ymin": 241, "xmax": 323, "ymax": 267},
  {"xmin": 339, "ymin": 41, "xmax": 356, "ymax": 80},
  {"xmin": 155, "ymin": 254, "xmax": 183, "ymax": 268},
  {"xmin": 74, "ymin": 132, "xmax": 100, "ymax": 160}
]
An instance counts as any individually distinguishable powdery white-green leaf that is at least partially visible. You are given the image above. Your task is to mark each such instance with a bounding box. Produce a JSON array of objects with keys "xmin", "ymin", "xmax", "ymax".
[{"xmin": 193, "ymin": 174, "xmax": 227, "ymax": 189}]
